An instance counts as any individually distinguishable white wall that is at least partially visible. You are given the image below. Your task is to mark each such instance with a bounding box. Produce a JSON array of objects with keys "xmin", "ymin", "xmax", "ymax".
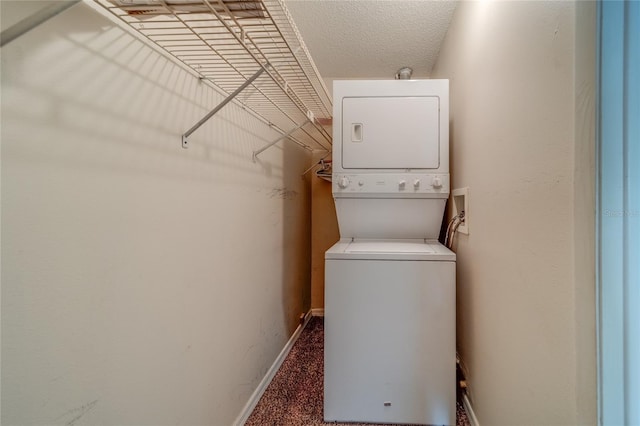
[
  {"xmin": 430, "ymin": 1, "xmax": 596, "ymax": 424},
  {"xmin": 310, "ymin": 151, "xmax": 338, "ymax": 312},
  {"xmin": 0, "ymin": 1, "xmax": 72, "ymax": 31},
  {"xmin": 1, "ymin": 2, "xmax": 311, "ymax": 425}
]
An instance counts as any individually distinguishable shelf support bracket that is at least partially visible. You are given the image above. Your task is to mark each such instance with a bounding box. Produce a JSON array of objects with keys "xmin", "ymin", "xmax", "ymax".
[
  {"xmin": 252, "ymin": 119, "xmax": 310, "ymax": 162},
  {"xmin": 182, "ymin": 64, "xmax": 268, "ymax": 149}
]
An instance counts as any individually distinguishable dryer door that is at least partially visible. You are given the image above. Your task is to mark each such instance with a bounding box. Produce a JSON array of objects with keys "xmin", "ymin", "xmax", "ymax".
[{"xmin": 341, "ymin": 96, "xmax": 440, "ymax": 169}]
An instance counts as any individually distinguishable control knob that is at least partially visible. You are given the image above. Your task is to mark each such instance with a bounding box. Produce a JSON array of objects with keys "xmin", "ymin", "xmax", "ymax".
[
  {"xmin": 338, "ymin": 176, "xmax": 350, "ymax": 189},
  {"xmin": 398, "ymin": 180, "xmax": 406, "ymax": 190},
  {"xmin": 413, "ymin": 179, "xmax": 421, "ymax": 189},
  {"xmin": 432, "ymin": 176, "xmax": 443, "ymax": 189}
]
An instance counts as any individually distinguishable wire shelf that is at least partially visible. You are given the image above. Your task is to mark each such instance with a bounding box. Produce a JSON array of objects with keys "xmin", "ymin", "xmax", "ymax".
[{"xmin": 94, "ymin": 0, "xmax": 332, "ymax": 153}]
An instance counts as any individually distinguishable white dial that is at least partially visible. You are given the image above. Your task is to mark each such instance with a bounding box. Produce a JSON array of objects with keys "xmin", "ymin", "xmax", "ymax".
[
  {"xmin": 398, "ymin": 180, "xmax": 406, "ymax": 190},
  {"xmin": 413, "ymin": 179, "xmax": 421, "ymax": 189},
  {"xmin": 432, "ymin": 176, "xmax": 443, "ymax": 188},
  {"xmin": 338, "ymin": 176, "xmax": 350, "ymax": 189}
]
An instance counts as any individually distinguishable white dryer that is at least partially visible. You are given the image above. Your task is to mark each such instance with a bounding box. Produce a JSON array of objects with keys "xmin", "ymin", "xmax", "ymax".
[{"xmin": 324, "ymin": 80, "xmax": 456, "ymax": 425}]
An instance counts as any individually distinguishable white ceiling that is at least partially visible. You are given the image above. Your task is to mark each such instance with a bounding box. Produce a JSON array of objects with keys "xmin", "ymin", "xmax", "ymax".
[{"xmin": 284, "ymin": 0, "xmax": 458, "ymax": 80}]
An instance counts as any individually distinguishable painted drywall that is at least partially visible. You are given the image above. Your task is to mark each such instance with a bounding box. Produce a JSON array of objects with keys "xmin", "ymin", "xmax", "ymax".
[
  {"xmin": 572, "ymin": 2, "xmax": 597, "ymax": 424},
  {"xmin": 0, "ymin": 1, "xmax": 72, "ymax": 32},
  {"xmin": 0, "ymin": 2, "xmax": 311, "ymax": 425},
  {"xmin": 310, "ymin": 151, "xmax": 339, "ymax": 311},
  {"xmin": 430, "ymin": 1, "xmax": 596, "ymax": 424}
]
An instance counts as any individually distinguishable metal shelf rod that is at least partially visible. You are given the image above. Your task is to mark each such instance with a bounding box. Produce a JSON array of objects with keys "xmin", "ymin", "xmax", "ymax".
[
  {"xmin": 252, "ymin": 119, "xmax": 309, "ymax": 161},
  {"xmin": 201, "ymin": 0, "xmax": 330, "ymax": 144},
  {"xmin": 182, "ymin": 64, "xmax": 268, "ymax": 148},
  {"xmin": 95, "ymin": 0, "xmax": 332, "ymax": 152}
]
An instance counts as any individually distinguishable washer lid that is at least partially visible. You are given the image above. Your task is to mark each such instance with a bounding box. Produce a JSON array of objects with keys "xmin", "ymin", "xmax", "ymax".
[
  {"xmin": 326, "ymin": 239, "xmax": 455, "ymax": 261},
  {"xmin": 346, "ymin": 240, "xmax": 436, "ymax": 254}
]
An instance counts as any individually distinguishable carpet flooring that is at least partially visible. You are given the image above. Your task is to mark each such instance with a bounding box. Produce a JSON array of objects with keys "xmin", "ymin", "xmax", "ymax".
[{"xmin": 245, "ymin": 316, "xmax": 471, "ymax": 426}]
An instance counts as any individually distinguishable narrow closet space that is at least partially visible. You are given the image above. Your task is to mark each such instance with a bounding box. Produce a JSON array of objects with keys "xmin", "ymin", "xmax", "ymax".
[{"xmin": 1, "ymin": 1, "xmax": 598, "ymax": 426}]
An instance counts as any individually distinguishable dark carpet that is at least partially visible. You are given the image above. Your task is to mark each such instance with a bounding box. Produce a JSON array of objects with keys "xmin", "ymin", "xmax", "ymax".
[{"xmin": 245, "ymin": 316, "xmax": 471, "ymax": 426}]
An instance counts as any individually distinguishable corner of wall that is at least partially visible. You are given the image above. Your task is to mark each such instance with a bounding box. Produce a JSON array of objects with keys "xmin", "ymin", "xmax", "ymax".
[
  {"xmin": 310, "ymin": 150, "xmax": 339, "ymax": 310},
  {"xmin": 573, "ymin": 1, "xmax": 597, "ymax": 424}
]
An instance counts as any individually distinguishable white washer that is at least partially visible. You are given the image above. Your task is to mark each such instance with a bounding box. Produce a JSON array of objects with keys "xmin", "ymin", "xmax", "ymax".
[
  {"xmin": 324, "ymin": 80, "xmax": 455, "ymax": 425},
  {"xmin": 324, "ymin": 239, "xmax": 455, "ymax": 425}
]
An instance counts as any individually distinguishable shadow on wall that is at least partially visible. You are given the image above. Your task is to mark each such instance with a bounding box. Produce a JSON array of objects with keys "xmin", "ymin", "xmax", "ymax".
[
  {"xmin": 1, "ymin": 2, "xmax": 313, "ymax": 425},
  {"xmin": 2, "ymin": 3, "xmax": 287, "ymax": 185},
  {"xmin": 281, "ymin": 143, "xmax": 313, "ymax": 335}
]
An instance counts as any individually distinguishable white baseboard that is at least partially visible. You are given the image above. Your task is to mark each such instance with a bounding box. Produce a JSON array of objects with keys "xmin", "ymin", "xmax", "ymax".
[
  {"xmin": 462, "ymin": 394, "xmax": 480, "ymax": 426},
  {"xmin": 233, "ymin": 311, "xmax": 313, "ymax": 426},
  {"xmin": 311, "ymin": 308, "xmax": 324, "ymax": 317}
]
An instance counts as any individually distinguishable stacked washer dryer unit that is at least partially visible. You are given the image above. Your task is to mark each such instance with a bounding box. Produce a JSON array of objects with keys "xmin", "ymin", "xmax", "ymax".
[{"xmin": 324, "ymin": 79, "xmax": 455, "ymax": 426}]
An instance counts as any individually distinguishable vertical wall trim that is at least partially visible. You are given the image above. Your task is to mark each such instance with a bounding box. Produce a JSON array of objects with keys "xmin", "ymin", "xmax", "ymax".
[
  {"xmin": 623, "ymin": 2, "xmax": 640, "ymax": 423},
  {"xmin": 597, "ymin": 1, "xmax": 640, "ymax": 424}
]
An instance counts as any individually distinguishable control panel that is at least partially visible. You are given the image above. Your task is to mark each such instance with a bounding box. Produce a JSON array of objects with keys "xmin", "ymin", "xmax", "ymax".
[{"xmin": 333, "ymin": 173, "xmax": 449, "ymax": 197}]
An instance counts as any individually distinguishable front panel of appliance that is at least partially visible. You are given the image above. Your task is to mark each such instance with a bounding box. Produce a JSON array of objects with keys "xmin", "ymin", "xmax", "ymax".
[
  {"xmin": 324, "ymin": 258, "xmax": 456, "ymax": 425},
  {"xmin": 341, "ymin": 96, "xmax": 440, "ymax": 169},
  {"xmin": 331, "ymin": 172, "xmax": 449, "ymax": 239},
  {"xmin": 332, "ymin": 80, "xmax": 449, "ymax": 175},
  {"xmin": 332, "ymin": 172, "xmax": 449, "ymax": 196},
  {"xmin": 333, "ymin": 198, "xmax": 446, "ymax": 239}
]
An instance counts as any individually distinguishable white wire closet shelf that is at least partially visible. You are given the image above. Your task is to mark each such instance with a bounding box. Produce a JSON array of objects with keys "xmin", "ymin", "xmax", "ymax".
[{"xmin": 94, "ymin": 0, "xmax": 333, "ymax": 155}]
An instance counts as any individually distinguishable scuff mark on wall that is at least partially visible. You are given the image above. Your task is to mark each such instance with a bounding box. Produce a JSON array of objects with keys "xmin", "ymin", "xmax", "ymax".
[
  {"xmin": 269, "ymin": 188, "xmax": 298, "ymax": 200},
  {"xmin": 55, "ymin": 400, "xmax": 98, "ymax": 426}
]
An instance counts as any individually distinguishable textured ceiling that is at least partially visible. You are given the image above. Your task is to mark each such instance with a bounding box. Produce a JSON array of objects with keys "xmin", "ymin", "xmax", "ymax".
[{"xmin": 284, "ymin": 0, "xmax": 458, "ymax": 80}]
